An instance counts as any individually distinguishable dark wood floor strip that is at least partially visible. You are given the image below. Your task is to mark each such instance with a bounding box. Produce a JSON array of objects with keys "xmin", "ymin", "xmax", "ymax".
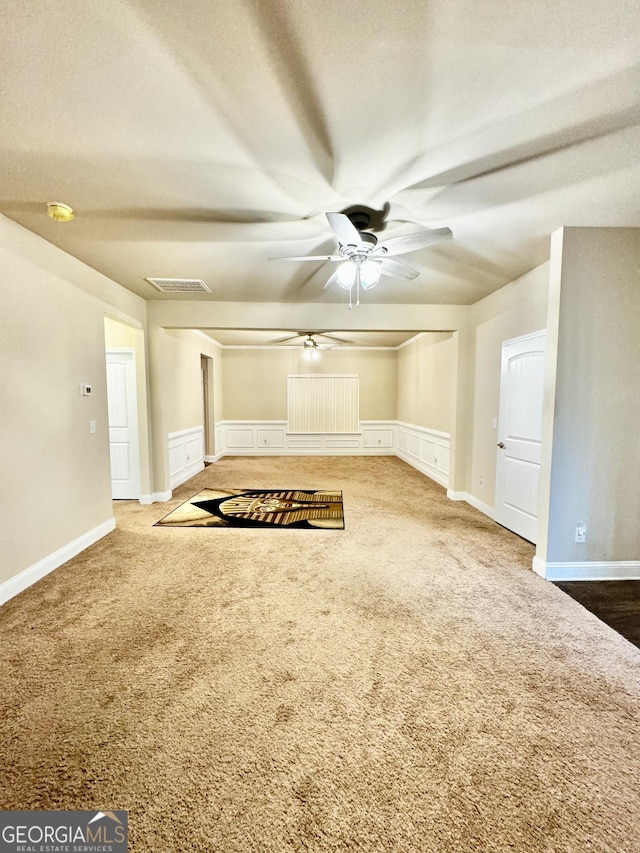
[{"xmin": 554, "ymin": 581, "xmax": 640, "ymax": 649}]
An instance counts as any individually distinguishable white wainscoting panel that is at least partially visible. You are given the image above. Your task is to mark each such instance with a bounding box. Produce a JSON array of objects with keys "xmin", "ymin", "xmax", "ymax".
[
  {"xmin": 214, "ymin": 420, "xmax": 448, "ymax": 485},
  {"xmin": 168, "ymin": 426, "xmax": 205, "ymax": 489},
  {"xmin": 395, "ymin": 422, "xmax": 450, "ymax": 488},
  {"xmin": 326, "ymin": 438, "xmax": 360, "ymax": 449},
  {"xmin": 226, "ymin": 428, "xmax": 254, "ymax": 449},
  {"xmin": 287, "ymin": 438, "xmax": 325, "ymax": 449},
  {"xmin": 257, "ymin": 427, "xmax": 286, "ymax": 449},
  {"xmin": 214, "ymin": 424, "xmax": 225, "ymax": 458},
  {"xmin": 362, "ymin": 428, "xmax": 394, "ymax": 449},
  {"xmin": 217, "ymin": 421, "xmax": 398, "ymax": 457}
]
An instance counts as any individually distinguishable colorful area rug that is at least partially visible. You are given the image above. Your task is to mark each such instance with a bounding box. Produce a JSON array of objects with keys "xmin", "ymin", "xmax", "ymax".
[{"xmin": 155, "ymin": 488, "xmax": 344, "ymax": 529}]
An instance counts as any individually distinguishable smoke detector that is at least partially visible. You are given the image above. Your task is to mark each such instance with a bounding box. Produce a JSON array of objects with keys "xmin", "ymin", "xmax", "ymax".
[{"xmin": 47, "ymin": 202, "xmax": 74, "ymax": 222}]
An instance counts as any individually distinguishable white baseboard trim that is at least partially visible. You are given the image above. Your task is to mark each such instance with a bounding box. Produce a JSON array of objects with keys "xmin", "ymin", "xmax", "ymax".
[
  {"xmin": 205, "ymin": 452, "xmax": 225, "ymax": 463},
  {"xmin": 533, "ymin": 557, "xmax": 640, "ymax": 581},
  {"xmin": 139, "ymin": 490, "xmax": 172, "ymax": 504},
  {"xmin": 0, "ymin": 517, "xmax": 117, "ymax": 606},
  {"xmin": 447, "ymin": 489, "xmax": 498, "ymax": 520}
]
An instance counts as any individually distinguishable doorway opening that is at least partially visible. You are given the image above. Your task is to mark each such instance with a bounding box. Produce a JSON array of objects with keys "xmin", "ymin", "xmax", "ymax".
[{"xmin": 201, "ymin": 354, "xmax": 215, "ymax": 461}]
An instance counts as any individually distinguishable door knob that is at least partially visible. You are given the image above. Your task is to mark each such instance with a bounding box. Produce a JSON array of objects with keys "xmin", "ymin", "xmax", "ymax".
[{"xmin": 497, "ymin": 441, "xmax": 506, "ymax": 449}]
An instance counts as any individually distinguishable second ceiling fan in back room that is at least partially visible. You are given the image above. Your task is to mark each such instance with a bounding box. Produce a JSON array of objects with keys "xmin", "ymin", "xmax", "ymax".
[
  {"xmin": 270, "ymin": 207, "xmax": 452, "ymax": 308},
  {"xmin": 271, "ymin": 331, "xmax": 353, "ymax": 359}
]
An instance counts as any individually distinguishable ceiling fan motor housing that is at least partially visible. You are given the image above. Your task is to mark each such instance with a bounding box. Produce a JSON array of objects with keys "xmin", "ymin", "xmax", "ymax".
[
  {"xmin": 340, "ymin": 202, "xmax": 391, "ymax": 233},
  {"xmin": 347, "ymin": 210, "xmax": 371, "ymax": 230},
  {"xmin": 359, "ymin": 231, "xmax": 378, "ymax": 248}
]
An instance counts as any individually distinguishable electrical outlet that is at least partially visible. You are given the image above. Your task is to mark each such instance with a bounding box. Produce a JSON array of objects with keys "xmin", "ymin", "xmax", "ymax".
[
  {"xmin": 90, "ymin": 420, "xmax": 96, "ymax": 434},
  {"xmin": 575, "ymin": 523, "xmax": 586, "ymax": 543},
  {"xmin": 479, "ymin": 477, "xmax": 484, "ymax": 488}
]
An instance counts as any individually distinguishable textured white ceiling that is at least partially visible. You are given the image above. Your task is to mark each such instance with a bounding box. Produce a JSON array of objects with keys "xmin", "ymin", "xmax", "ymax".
[{"xmin": 1, "ymin": 0, "xmax": 638, "ymax": 308}]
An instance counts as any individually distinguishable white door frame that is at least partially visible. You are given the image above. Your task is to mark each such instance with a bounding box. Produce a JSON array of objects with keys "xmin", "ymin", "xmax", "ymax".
[
  {"xmin": 106, "ymin": 348, "xmax": 141, "ymax": 500},
  {"xmin": 495, "ymin": 330, "xmax": 547, "ymax": 543}
]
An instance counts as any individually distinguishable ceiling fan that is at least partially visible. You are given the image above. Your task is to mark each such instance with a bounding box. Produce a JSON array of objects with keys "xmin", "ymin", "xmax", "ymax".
[
  {"xmin": 272, "ymin": 331, "xmax": 351, "ymax": 358},
  {"xmin": 270, "ymin": 211, "xmax": 452, "ymax": 308}
]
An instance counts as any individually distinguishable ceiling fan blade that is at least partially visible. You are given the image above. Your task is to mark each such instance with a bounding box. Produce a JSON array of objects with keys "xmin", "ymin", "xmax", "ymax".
[
  {"xmin": 312, "ymin": 332, "xmax": 353, "ymax": 344},
  {"xmin": 269, "ymin": 254, "xmax": 342, "ymax": 262},
  {"xmin": 326, "ymin": 212, "xmax": 364, "ymax": 250},
  {"xmin": 379, "ymin": 258, "xmax": 420, "ymax": 280},
  {"xmin": 376, "ymin": 227, "xmax": 452, "ymax": 256},
  {"xmin": 323, "ymin": 270, "xmax": 340, "ymax": 290},
  {"xmin": 272, "ymin": 336, "xmax": 300, "ymax": 344}
]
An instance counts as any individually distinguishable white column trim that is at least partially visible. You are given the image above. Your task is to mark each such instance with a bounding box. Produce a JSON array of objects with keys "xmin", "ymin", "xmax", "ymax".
[{"xmin": 139, "ymin": 490, "xmax": 173, "ymax": 504}]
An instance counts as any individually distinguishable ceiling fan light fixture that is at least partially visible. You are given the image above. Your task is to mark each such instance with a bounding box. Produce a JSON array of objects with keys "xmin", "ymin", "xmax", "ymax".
[
  {"xmin": 359, "ymin": 259, "xmax": 382, "ymax": 289},
  {"xmin": 46, "ymin": 201, "xmax": 74, "ymax": 222},
  {"xmin": 336, "ymin": 258, "xmax": 381, "ymax": 291},
  {"xmin": 302, "ymin": 336, "xmax": 320, "ymax": 359},
  {"xmin": 336, "ymin": 261, "xmax": 356, "ymax": 290}
]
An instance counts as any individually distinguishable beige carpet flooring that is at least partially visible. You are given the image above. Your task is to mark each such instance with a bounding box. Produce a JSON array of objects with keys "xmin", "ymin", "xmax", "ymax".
[{"xmin": 1, "ymin": 456, "xmax": 640, "ymax": 852}]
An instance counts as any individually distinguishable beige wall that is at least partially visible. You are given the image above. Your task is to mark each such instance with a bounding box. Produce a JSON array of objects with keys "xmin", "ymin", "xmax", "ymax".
[
  {"xmin": 396, "ymin": 333, "xmax": 456, "ymax": 433},
  {"xmin": 467, "ymin": 263, "xmax": 550, "ymax": 506},
  {"xmin": 157, "ymin": 330, "xmax": 223, "ymax": 435},
  {"xmin": 0, "ymin": 214, "xmax": 147, "ymax": 587},
  {"xmin": 162, "ymin": 330, "xmax": 207, "ymax": 434},
  {"xmin": 538, "ymin": 227, "xmax": 640, "ymax": 564},
  {"xmin": 221, "ymin": 348, "xmax": 397, "ymax": 421}
]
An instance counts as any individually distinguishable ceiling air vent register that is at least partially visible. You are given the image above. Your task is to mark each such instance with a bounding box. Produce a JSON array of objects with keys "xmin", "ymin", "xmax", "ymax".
[{"xmin": 145, "ymin": 278, "xmax": 211, "ymax": 293}]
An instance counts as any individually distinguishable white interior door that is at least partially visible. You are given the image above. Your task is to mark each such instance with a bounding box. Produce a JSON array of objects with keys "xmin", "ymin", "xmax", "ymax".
[
  {"xmin": 106, "ymin": 349, "xmax": 140, "ymax": 499},
  {"xmin": 495, "ymin": 331, "xmax": 546, "ymax": 543}
]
